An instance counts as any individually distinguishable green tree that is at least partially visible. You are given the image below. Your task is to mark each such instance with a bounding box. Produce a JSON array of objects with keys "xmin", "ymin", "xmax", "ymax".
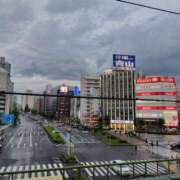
[
  {"xmin": 24, "ymin": 104, "xmax": 30, "ymax": 112},
  {"xmin": 158, "ymin": 118, "xmax": 165, "ymax": 127},
  {"xmin": 11, "ymin": 104, "xmax": 20, "ymax": 126},
  {"xmin": 31, "ymin": 109, "xmax": 37, "ymax": 114}
]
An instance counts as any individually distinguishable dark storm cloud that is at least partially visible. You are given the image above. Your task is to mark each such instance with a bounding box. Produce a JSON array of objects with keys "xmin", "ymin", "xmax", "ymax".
[{"xmin": 1, "ymin": 0, "xmax": 180, "ymax": 91}]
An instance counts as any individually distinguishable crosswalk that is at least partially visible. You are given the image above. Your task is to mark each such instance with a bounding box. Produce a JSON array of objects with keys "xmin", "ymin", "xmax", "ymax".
[
  {"xmin": 81, "ymin": 161, "xmax": 168, "ymax": 178},
  {"xmin": 0, "ymin": 163, "xmax": 69, "ymax": 179}
]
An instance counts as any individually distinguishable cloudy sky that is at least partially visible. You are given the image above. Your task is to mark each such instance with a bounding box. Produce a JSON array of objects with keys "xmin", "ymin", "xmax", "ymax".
[{"xmin": 0, "ymin": 0, "xmax": 180, "ymax": 92}]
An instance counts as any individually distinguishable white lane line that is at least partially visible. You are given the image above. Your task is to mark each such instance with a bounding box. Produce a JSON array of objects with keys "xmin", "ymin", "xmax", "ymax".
[
  {"xmin": 89, "ymin": 162, "xmax": 105, "ymax": 176},
  {"xmin": 42, "ymin": 164, "xmax": 47, "ymax": 177},
  {"xmin": 17, "ymin": 132, "xmax": 24, "ymax": 148},
  {"xmin": 103, "ymin": 161, "xmax": 117, "ymax": 176},
  {"xmin": 5, "ymin": 135, "xmax": 15, "ymax": 147},
  {"xmin": 34, "ymin": 142, "xmax": 38, "ymax": 147},
  {"xmin": 53, "ymin": 163, "xmax": 62, "ymax": 177},
  {"xmin": 85, "ymin": 162, "xmax": 99, "ymax": 176},
  {"xmin": 30, "ymin": 129, "xmax": 32, "ymax": 147},
  {"xmin": 81, "ymin": 162, "xmax": 92, "ymax": 177},
  {"xmin": 0, "ymin": 167, "xmax": 6, "ymax": 173},
  {"xmin": 36, "ymin": 164, "xmax": 42, "ymax": 177},
  {"xmin": 48, "ymin": 164, "xmax": 55, "ymax": 176},
  {"xmin": 17, "ymin": 166, "xmax": 23, "ymax": 179},
  {"xmin": 31, "ymin": 165, "xmax": 36, "ymax": 178},
  {"xmin": 58, "ymin": 163, "xmax": 69, "ymax": 178},
  {"xmin": 24, "ymin": 165, "xmax": 29, "ymax": 178}
]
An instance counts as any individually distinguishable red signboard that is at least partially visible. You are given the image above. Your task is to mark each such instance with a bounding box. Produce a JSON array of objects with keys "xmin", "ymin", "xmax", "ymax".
[
  {"xmin": 136, "ymin": 106, "xmax": 177, "ymax": 110},
  {"xmin": 136, "ymin": 76, "xmax": 176, "ymax": 84},
  {"xmin": 136, "ymin": 92, "xmax": 176, "ymax": 96}
]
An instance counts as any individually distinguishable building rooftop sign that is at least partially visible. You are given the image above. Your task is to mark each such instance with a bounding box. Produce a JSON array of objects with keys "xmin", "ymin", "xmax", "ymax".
[{"xmin": 113, "ymin": 54, "xmax": 135, "ymax": 70}]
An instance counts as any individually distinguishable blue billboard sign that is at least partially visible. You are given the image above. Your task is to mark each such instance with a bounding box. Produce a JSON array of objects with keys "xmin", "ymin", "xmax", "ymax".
[
  {"xmin": 0, "ymin": 114, "xmax": 15, "ymax": 125},
  {"xmin": 113, "ymin": 54, "xmax": 135, "ymax": 70},
  {"xmin": 73, "ymin": 86, "xmax": 80, "ymax": 96}
]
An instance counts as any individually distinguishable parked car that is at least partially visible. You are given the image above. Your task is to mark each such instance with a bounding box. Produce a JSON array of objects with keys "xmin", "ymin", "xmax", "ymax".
[
  {"xmin": 110, "ymin": 160, "xmax": 131, "ymax": 176},
  {"xmin": 171, "ymin": 143, "xmax": 180, "ymax": 150}
]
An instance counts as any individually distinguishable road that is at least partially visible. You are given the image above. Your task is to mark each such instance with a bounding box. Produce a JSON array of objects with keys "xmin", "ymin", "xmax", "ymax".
[
  {"xmin": 0, "ymin": 114, "xmax": 65, "ymax": 167},
  {"xmin": 58, "ymin": 126, "xmax": 160, "ymax": 162},
  {"xmin": 0, "ymin": 116, "xmax": 174, "ymax": 179}
]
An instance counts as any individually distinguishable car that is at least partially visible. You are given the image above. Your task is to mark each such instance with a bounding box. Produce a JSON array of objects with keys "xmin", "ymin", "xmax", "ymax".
[
  {"xmin": 170, "ymin": 143, "xmax": 180, "ymax": 150},
  {"xmin": 110, "ymin": 160, "xmax": 131, "ymax": 176}
]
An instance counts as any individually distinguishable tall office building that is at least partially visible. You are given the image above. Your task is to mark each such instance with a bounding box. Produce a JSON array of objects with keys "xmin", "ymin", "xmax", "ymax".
[
  {"xmin": 80, "ymin": 75, "xmax": 100, "ymax": 127},
  {"xmin": 0, "ymin": 57, "xmax": 11, "ymax": 76},
  {"xmin": 0, "ymin": 57, "xmax": 14, "ymax": 114},
  {"xmin": 21, "ymin": 90, "xmax": 35, "ymax": 111},
  {"xmin": 100, "ymin": 54, "xmax": 136, "ymax": 132},
  {"xmin": 101, "ymin": 69, "xmax": 135, "ymax": 132}
]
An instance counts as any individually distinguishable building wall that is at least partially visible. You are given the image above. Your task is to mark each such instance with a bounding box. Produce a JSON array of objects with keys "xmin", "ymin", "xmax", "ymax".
[
  {"xmin": 0, "ymin": 67, "xmax": 13, "ymax": 114},
  {"xmin": 21, "ymin": 90, "xmax": 34, "ymax": 111},
  {"xmin": 80, "ymin": 75, "xmax": 100, "ymax": 127},
  {"xmin": 136, "ymin": 76, "xmax": 178, "ymax": 128},
  {"xmin": 101, "ymin": 69, "xmax": 135, "ymax": 132}
]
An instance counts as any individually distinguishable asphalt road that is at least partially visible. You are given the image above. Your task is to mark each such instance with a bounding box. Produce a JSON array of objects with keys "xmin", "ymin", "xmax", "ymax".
[
  {"xmin": 0, "ymin": 114, "xmax": 65, "ymax": 167},
  {"xmin": 58, "ymin": 126, "xmax": 159, "ymax": 162}
]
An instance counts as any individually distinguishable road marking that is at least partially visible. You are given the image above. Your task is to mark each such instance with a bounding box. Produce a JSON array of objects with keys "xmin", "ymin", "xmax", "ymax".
[
  {"xmin": 5, "ymin": 135, "xmax": 15, "ymax": 147},
  {"xmin": 36, "ymin": 164, "xmax": 42, "ymax": 177},
  {"xmin": 103, "ymin": 161, "xmax": 117, "ymax": 175},
  {"xmin": 58, "ymin": 163, "xmax": 69, "ymax": 178},
  {"xmin": 53, "ymin": 163, "xmax": 62, "ymax": 176},
  {"xmin": 24, "ymin": 143, "xmax": 26, "ymax": 148},
  {"xmin": 24, "ymin": 165, "xmax": 29, "ymax": 178},
  {"xmin": 42, "ymin": 164, "xmax": 47, "ymax": 177},
  {"xmin": 30, "ymin": 130, "xmax": 32, "ymax": 147},
  {"xmin": 89, "ymin": 162, "xmax": 105, "ymax": 176},
  {"xmin": 84, "ymin": 162, "xmax": 99, "ymax": 176},
  {"xmin": 81, "ymin": 162, "xmax": 92, "ymax": 177},
  {"xmin": 31, "ymin": 165, "xmax": 36, "ymax": 178},
  {"xmin": 34, "ymin": 142, "xmax": 38, "ymax": 147},
  {"xmin": 17, "ymin": 166, "xmax": 23, "ymax": 179},
  {"xmin": 0, "ymin": 166, "xmax": 6, "ymax": 173},
  {"xmin": 17, "ymin": 132, "xmax": 24, "ymax": 148},
  {"xmin": 48, "ymin": 164, "xmax": 55, "ymax": 176}
]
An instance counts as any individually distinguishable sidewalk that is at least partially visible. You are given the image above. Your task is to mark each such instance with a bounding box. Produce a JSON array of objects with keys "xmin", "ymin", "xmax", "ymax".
[
  {"xmin": 109, "ymin": 131, "xmax": 145, "ymax": 145},
  {"xmin": 108, "ymin": 131, "xmax": 180, "ymax": 158}
]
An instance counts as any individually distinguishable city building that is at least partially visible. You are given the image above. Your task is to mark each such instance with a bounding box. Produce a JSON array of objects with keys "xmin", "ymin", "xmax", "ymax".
[
  {"xmin": 70, "ymin": 86, "xmax": 80, "ymax": 120},
  {"xmin": 21, "ymin": 90, "xmax": 35, "ymax": 111},
  {"xmin": 80, "ymin": 75, "xmax": 100, "ymax": 127},
  {"xmin": 0, "ymin": 58, "xmax": 14, "ymax": 114},
  {"xmin": 0, "ymin": 57, "xmax": 11, "ymax": 76},
  {"xmin": 100, "ymin": 54, "xmax": 136, "ymax": 132},
  {"xmin": 57, "ymin": 85, "xmax": 71, "ymax": 120},
  {"xmin": 101, "ymin": 69, "xmax": 135, "ymax": 132},
  {"xmin": 176, "ymin": 88, "xmax": 180, "ymax": 127},
  {"xmin": 136, "ymin": 76, "xmax": 178, "ymax": 129}
]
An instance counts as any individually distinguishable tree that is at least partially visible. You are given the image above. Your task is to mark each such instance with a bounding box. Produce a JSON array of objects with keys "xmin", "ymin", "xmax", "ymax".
[
  {"xmin": 24, "ymin": 104, "xmax": 30, "ymax": 112},
  {"xmin": 31, "ymin": 109, "xmax": 37, "ymax": 114},
  {"xmin": 11, "ymin": 103, "xmax": 20, "ymax": 126},
  {"xmin": 158, "ymin": 118, "xmax": 165, "ymax": 127}
]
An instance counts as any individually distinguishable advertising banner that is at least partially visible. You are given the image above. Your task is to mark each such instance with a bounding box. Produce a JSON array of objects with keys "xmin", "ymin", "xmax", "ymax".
[
  {"xmin": 111, "ymin": 120, "xmax": 134, "ymax": 124},
  {"xmin": 136, "ymin": 76, "xmax": 176, "ymax": 84},
  {"xmin": 163, "ymin": 111, "xmax": 178, "ymax": 128},
  {"xmin": 113, "ymin": 54, "xmax": 135, "ymax": 70}
]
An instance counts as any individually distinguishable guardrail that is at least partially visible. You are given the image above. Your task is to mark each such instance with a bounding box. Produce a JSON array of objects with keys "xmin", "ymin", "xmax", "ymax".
[{"xmin": 0, "ymin": 158, "xmax": 180, "ymax": 179}]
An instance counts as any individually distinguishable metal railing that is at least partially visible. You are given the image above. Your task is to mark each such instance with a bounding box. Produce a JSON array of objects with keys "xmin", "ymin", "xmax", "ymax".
[{"xmin": 0, "ymin": 158, "xmax": 180, "ymax": 180}]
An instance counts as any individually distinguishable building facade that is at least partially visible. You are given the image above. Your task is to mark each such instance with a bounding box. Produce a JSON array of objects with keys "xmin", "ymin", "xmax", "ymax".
[
  {"xmin": 80, "ymin": 75, "xmax": 100, "ymax": 127},
  {"xmin": 101, "ymin": 69, "xmax": 135, "ymax": 132},
  {"xmin": 0, "ymin": 61, "xmax": 14, "ymax": 114},
  {"xmin": 136, "ymin": 76, "xmax": 178, "ymax": 129},
  {"xmin": 21, "ymin": 90, "xmax": 35, "ymax": 111}
]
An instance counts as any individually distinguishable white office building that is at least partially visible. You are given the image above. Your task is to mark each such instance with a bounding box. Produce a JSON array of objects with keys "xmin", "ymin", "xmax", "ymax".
[{"xmin": 80, "ymin": 75, "xmax": 100, "ymax": 127}]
